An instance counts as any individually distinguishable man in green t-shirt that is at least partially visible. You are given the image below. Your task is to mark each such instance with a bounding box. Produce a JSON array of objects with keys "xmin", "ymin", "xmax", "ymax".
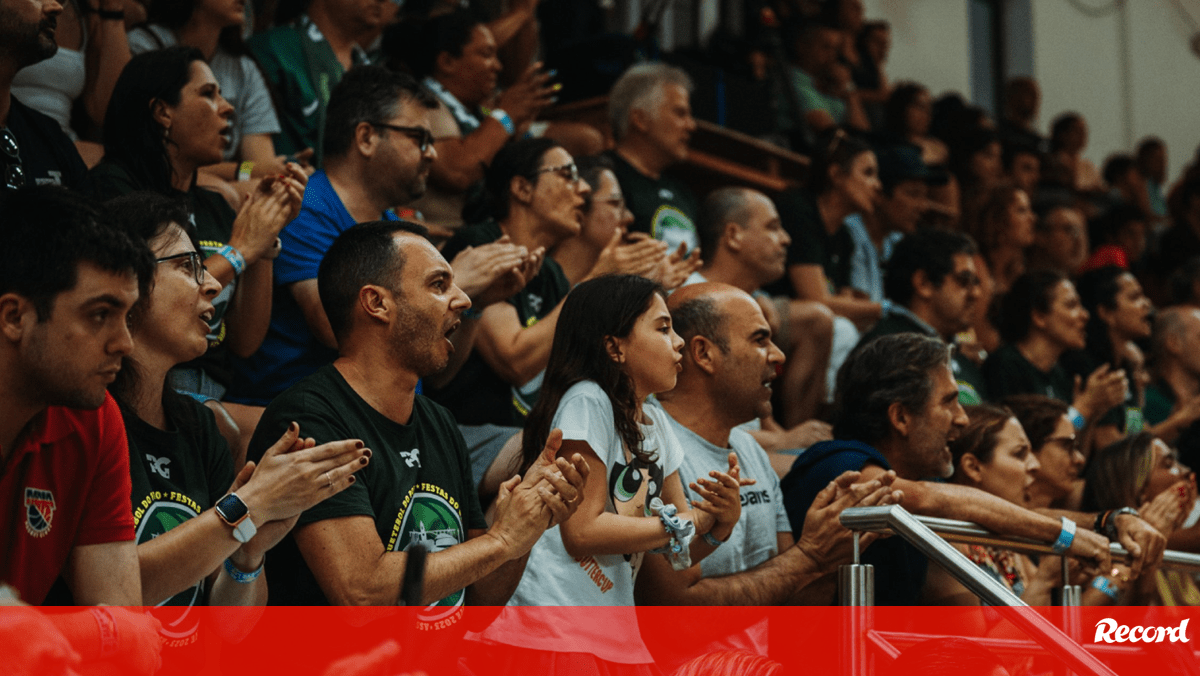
[
  {"xmin": 605, "ymin": 63, "xmax": 701, "ymax": 255},
  {"xmin": 247, "ymin": 221, "xmax": 586, "ymax": 668},
  {"xmin": 248, "ymin": 0, "xmax": 376, "ymax": 165}
]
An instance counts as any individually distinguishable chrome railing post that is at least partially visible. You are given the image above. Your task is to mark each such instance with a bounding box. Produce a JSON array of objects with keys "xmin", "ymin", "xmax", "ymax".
[{"xmin": 840, "ymin": 531, "xmax": 874, "ymax": 676}]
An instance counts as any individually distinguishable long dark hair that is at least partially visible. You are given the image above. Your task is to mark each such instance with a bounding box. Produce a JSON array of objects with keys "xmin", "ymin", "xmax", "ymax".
[
  {"xmin": 103, "ymin": 46, "xmax": 205, "ymax": 195},
  {"xmin": 521, "ymin": 275, "xmax": 666, "ymax": 473},
  {"xmin": 1074, "ymin": 265, "xmax": 1129, "ymax": 367},
  {"xmin": 101, "ymin": 192, "xmax": 205, "ymax": 433}
]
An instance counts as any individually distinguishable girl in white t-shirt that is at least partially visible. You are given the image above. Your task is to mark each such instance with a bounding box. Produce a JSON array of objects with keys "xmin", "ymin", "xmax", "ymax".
[{"xmin": 474, "ymin": 274, "xmax": 747, "ymax": 674}]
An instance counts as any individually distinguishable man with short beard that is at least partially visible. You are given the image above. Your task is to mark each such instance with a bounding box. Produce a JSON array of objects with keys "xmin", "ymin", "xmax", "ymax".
[
  {"xmin": 246, "ymin": 221, "xmax": 586, "ymax": 672},
  {"xmin": 780, "ymin": 333, "xmax": 1164, "ymax": 605},
  {"xmin": 0, "ymin": 0, "xmax": 88, "ymax": 190}
]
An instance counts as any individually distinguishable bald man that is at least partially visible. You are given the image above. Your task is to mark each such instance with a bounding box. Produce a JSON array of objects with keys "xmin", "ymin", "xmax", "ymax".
[{"xmin": 634, "ymin": 283, "xmax": 899, "ymax": 668}]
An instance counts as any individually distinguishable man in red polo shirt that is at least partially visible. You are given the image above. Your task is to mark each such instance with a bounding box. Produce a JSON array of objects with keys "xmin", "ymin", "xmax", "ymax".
[{"xmin": 0, "ymin": 186, "xmax": 152, "ymax": 608}]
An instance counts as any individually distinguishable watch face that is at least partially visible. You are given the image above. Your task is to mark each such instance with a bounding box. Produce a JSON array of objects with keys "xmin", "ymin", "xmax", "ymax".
[{"xmin": 215, "ymin": 493, "xmax": 248, "ymax": 523}]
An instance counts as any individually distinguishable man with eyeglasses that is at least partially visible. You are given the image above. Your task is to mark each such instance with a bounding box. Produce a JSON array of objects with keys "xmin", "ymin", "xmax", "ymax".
[
  {"xmin": 227, "ymin": 66, "xmax": 438, "ymax": 405},
  {"xmin": 854, "ymin": 229, "xmax": 988, "ymax": 404},
  {"xmin": 0, "ymin": 0, "xmax": 88, "ymax": 191},
  {"xmin": 229, "ymin": 66, "xmax": 535, "ymax": 406}
]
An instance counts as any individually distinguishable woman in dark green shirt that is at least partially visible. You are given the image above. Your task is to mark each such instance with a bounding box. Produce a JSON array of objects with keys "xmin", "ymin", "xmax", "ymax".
[{"xmin": 102, "ymin": 192, "xmax": 368, "ymax": 622}]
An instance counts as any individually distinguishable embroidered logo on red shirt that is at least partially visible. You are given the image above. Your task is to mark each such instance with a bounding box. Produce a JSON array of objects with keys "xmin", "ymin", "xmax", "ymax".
[{"xmin": 24, "ymin": 488, "xmax": 55, "ymax": 537}]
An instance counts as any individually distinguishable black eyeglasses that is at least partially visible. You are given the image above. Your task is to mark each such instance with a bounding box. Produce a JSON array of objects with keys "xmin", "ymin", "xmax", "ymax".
[
  {"xmin": 1, "ymin": 127, "xmax": 25, "ymax": 191},
  {"xmin": 536, "ymin": 162, "xmax": 580, "ymax": 184},
  {"xmin": 368, "ymin": 122, "xmax": 434, "ymax": 153},
  {"xmin": 156, "ymin": 251, "xmax": 208, "ymax": 285}
]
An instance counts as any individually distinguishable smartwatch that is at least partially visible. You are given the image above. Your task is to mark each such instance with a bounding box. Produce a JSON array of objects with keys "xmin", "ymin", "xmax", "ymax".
[{"xmin": 214, "ymin": 493, "xmax": 257, "ymax": 543}]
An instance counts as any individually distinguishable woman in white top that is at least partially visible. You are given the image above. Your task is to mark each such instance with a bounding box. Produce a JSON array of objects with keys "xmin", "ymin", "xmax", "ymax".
[{"xmin": 474, "ymin": 274, "xmax": 747, "ymax": 675}]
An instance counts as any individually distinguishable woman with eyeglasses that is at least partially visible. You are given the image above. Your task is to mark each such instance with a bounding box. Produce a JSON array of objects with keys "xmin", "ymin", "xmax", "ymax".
[
  {"xmin": 94, "ymin": 192, "xmax": 367, "ymax": 669},
  {"xmin": 90, "ymin": 47, "xmax": 303, "ymax": 446},
  {"xmin": 432, "ymin": 138, "xmax": 665, "ymax": 480},
  {"xmin": 1004, "ymin": 395, "xmax": 1088, "ymax": 511},
  {"xmin": 553, "ymin": 155, "xmax": 699, "ymax": 289}
]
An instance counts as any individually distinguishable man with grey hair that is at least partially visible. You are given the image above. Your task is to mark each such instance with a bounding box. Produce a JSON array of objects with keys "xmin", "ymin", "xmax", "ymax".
[
  {"xmin": 1145, "ymin": 306, "xmax": 1200, "ymax": 466},
  {"xmin": 604, "ymin": 63, "xmax": 701, "ymax": 254},
  {"xmin": 780, "ymin": 333, "xmax": 1150, "ymax": 604}
]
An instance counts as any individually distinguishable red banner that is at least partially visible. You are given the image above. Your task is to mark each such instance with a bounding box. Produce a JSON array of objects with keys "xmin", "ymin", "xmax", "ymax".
[{"xmin": 5, "ymin": 606, "xmax": 1198, "ymax": 675}]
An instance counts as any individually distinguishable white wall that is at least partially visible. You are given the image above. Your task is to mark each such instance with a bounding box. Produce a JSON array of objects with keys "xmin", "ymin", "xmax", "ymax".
[
  {"xmin": 857, "ymin": 0, "xmax": 1200, "ymax": 183},
  {"xmin": 862, "ymin": 0, "xmax": 973, "ymax": 102}
]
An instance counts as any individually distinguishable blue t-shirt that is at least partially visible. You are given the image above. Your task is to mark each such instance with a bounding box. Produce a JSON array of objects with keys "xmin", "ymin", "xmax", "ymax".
[
  {"xmin": 228, "ymin": 171, "xmax": 398, "ymax": 405},
  {"xmin": 779, "ymin": 439, "xmax": 929, "ymax": 605}
]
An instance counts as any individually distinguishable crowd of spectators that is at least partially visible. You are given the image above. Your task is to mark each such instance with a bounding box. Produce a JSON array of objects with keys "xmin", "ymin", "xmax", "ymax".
[{"xmin": 3, "ymin": 0, "xmax": 1200, "ymax": 674}]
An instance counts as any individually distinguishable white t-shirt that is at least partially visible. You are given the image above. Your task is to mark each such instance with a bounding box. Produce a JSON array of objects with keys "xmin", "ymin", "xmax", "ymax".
[
  {"xmin": 478, "ymin": 380, "xmax": 683, "ymax": 663},
  {"xmin": 662, "ymin": 407, "xmax": 791, "ymax": 577},
  {"xmin": 128, "ymin": 26, "xmax": 281, "ymax": 162}
]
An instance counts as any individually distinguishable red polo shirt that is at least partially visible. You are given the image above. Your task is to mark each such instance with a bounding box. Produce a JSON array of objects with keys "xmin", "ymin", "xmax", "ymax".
[{"xmin": 0, "ymin": 393, "xmax": 135, "ymax": 604}]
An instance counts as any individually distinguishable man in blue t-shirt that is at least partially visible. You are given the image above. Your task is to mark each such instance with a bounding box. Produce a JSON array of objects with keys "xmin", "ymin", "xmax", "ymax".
[
  {"xmin": 780, "ymin": 333, "xmax": 1137, "ymax": 604},
  {"xmin": 229, "ymin": 67, "xmax": 436, "ymax": 404},
  {"xmin": 230, "ymin": 65, "xmax": 534, "ymax": 405}
]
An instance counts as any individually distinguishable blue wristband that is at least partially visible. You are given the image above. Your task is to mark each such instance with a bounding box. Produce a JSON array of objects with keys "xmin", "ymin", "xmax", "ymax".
[
  {"xmin": 1051, "ymin": 517, "xmax": 1076, "ymax": 555},
  {"xmin": 1091, "ymin": 575, "xmax": 1120, "ymax": 601},
  {"xmin": 462, "ymin": 307, "xmax": 483, "ymax": 320},
  {"xmin": 702, "ymin": 532, "xmax": 724, "ymax": 547},
  {"xmin": 223, "ymin": 556, "xmax": 263, "ymax": 584},
  {"xmin": 217, "ymin": 244, "xmax": 247, "ymax": 276},
  {"xmin": 1067, "ymin": 406, "xmax": 1086, "ymax": 431},
  {"xmin": 488, "ymin": 108, "xmax": 516, "ymax": 135}
]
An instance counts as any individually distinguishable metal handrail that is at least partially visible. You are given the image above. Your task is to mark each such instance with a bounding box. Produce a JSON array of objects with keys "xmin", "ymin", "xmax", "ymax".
[
  {"xmin": 843, "ymin": 508, "xmax": 1200, "ymax": 573},
  {"xmin": 839, "ymin": 505, "xmax": 1119, "ymax": 676}
]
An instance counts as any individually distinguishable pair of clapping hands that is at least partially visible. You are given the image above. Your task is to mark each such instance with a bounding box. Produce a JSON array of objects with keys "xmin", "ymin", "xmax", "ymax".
[{"xmin": 590, "ymin": 230, "xmax": 703, "ymax": 291}]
